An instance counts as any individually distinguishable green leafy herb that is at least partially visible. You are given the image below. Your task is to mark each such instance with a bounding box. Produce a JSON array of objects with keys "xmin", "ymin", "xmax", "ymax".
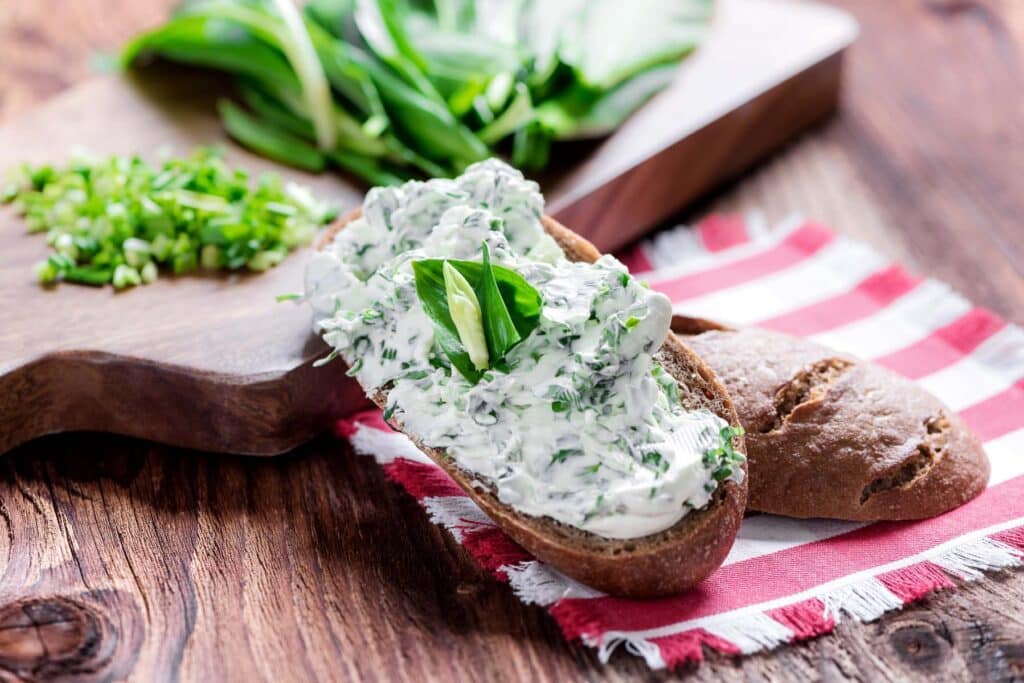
[
  {"xmin": 3, "ymin": 148, "xmax": 334, "ymax": 288},
  {"xmin": 550, "ymin": 448, "xmax": 582, "ymax": 466},
  {"xmin": 583, "ymin": 493, "xmax": 606, "ymax": 522},
  {"xmin": 428, "ymin": 257, "xmax": 543, "ymax": 342},
  {"xmin": 558, "ymin": 0, "xmax": 711, "ymax": 91},
  {"xmin": 443, "ymin": 261, "xmax": 489, "ymax": 371},
  {"xmin": 345, "ymin": 357, "xmax": 365, "ymax": 376},
  {"xmin": 411, "ymin": 258, "xmax": 482, "ymax": 383},
  {"xmin": 218, "ymin": 100, "xmax": 326, "ymax": 172},
  {"xmin": 476, "ymin": 243, "xmax": 522, "ymax": 362},
  {"xmin": 122, "ymin": 0, "xmax": 713, "ymax": 179},
  {"xmin": 651, "ymin": 364, "xmax": 680, "ymax": 406},
  {"xmin": 706, "ymin": 425, "xmax": 746, "ymax": 483},
  {"xmin": 267, "ymin": 0, "xmax": 336, "ymax": 150},
  {"xmin": 412, "ymin": 242, "xmax": 542, "ymax": 383}
]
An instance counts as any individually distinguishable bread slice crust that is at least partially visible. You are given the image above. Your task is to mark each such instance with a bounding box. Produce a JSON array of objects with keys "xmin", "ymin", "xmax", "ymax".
[
  {"xmin": 318, "ymin": 213, "xmax": 747, "ymax": 598},
  {"xmin": 672, "ymin": 315, "xmax": 989, "ymax": 521}
]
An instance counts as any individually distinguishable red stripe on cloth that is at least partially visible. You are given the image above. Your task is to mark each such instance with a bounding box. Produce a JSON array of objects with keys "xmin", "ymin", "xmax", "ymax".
[
  {"xmin": 958, "ymin": 380, "xmax": 1024, "ymax": 442},
  {"xmin": 549, "ymin": 599, "xmax": 606, "ymax": 642},
  {"xmin": 649, "ymin": 222, "xmax": 834, "ymax": 302},
  {"xmin": 652, "ymin": 629, "xmax": 741, "ymax": 668},
  {"xmin": 460, "ymin": 525, "xmax": 533, "ymax": 577},
  {"xmin": 875, "ymin": 308, "xmax": 1006, "ymax": 379},
  {"xmin": 766, "ymin": 598, "xmax": 835, "ymax": 642},
  {"xmin": 877, "ymin": 562, "xmax": 955, "ymax": 602},
  {"xmin": 550, "ymin": 476, "xmax": 1024, "ymax": 634},
  {"xmin": 336, "ymin": 408, "xmax": 391, "ymax": 437},
  {"xmin": 614, "ymin": 244, "xmax": 654, "ymax": 274},
  {"xmin": 335, "ymin": 419, "xmax": 359, "ymax": 438},
  {"xmin": 698, "ymin": 214, "xmax": 750, "ymax": 252},
  {"xmin": 382, "ymin": 458, "xmax": 464, "ymax": 499},
  {"xmin": 758, "ymin": 265, "xmax": 921, "ymax": 336},
  {"xmin": 992, "ymin": 525, "xmax": 1024, "ymax": 551}
]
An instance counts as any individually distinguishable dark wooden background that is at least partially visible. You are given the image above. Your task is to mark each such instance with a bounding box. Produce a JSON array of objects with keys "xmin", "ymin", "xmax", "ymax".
[{"xmin": 1, "ymin": 0, "xmax": 1022, "ymax": 680}]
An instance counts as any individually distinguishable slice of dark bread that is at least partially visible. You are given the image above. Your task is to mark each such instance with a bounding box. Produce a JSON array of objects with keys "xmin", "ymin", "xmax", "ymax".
[
  {"xmin": 318, "ymin": 214, "xmax": 747, "ymax": 598},
  {"xmin": 672, "ymin": 315, "xmax": 989, "ymax": 521}
]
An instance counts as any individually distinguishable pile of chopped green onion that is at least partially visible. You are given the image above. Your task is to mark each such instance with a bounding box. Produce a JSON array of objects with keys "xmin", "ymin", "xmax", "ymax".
[{"xmin": 2, "ymin": 148, "xmax": 337, "ymax": 288}]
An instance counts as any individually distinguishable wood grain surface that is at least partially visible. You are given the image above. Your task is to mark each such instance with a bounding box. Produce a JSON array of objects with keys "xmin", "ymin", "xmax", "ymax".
[{"xmin": 1, "ymin": 0, "xmax": 1022, "ymax": 681}]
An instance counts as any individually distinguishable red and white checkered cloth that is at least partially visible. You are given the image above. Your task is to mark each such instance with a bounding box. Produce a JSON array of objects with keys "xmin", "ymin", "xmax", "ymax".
[{"xmin": 336, "ymin": 214, "xmax": 1024, "ymax": 669}]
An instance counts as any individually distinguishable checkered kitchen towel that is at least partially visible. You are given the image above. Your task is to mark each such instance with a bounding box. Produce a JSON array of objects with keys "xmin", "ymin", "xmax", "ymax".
[{"xmin": 336, "ymin": 214, "xmax": 1024, "ymax": 669}]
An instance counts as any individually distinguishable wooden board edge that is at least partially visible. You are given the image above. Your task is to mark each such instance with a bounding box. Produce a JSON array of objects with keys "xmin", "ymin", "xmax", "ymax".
[
  {"xmin": 0, "ymin": 351, "xmax": 366, "ymax": 455},
  {"xmin": 551, "ymin": 50, "xmax": 848, "ymax": 251}
]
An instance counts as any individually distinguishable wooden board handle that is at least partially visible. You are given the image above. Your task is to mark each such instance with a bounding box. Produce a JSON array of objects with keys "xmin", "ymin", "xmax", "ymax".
[{"xmin": 0, "ymin": 351, "xmax": 366, "ymax": 455}]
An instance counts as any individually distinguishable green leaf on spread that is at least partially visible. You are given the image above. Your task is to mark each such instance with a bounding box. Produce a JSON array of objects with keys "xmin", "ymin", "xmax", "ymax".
[
  {"xmin": 443, "ymin": 261, "xmax": 489, "ymax": 371},
  {"xmin": 412, "ymin": 259, "xmax": 482, "ymax": 384},
  {"xmin": 412, "ymin": 241, "xmax": 542, "ymax": 383},
  {"xmin": 476, "ymin": 242, "xmax": 522, "ymax": 362}
]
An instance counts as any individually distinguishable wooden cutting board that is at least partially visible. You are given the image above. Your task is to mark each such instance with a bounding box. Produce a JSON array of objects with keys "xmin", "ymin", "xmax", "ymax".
[{"xmin": 0, "ymin": 0, "xmax": 856, "ymax": 456}]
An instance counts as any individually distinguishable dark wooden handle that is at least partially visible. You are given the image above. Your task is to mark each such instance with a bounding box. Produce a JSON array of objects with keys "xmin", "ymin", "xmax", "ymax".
[{"xmin": 0, "ymin": 351, "xmax": 366, "ymax": 455}]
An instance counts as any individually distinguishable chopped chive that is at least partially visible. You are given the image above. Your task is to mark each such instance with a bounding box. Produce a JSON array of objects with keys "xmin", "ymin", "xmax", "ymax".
[
  {"xmin": 550, "ymin": 448, "xmax": 581, "ymax": 465},
  {"xmin": 5, "ymin": 148, "xmax": 334, "ymax": 289},
  {"xmin": 345, "ymin": 358, "xmax": 364, "ymax": 376}
]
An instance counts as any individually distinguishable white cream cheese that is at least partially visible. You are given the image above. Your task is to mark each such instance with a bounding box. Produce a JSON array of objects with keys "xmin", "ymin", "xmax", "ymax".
[{"xmin": 305, "ymin": 160, "xmax": 743, "ymax": 539}]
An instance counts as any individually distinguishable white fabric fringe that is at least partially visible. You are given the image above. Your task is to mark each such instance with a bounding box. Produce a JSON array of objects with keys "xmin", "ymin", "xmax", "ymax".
[
  {"xmin": 502, "ymin": 561, "xmax": 603, "ymax": 606},
  {"xmin": 591, "ymin": 536, "xmax": 1023, "ymax": 667},
  {"xmin": 822, "ymin": 577, "xmax": 904, "ymax": 623},
  {"xmin": 932, "ymin": 537, "xmax": 1023, "ymax": 580}
]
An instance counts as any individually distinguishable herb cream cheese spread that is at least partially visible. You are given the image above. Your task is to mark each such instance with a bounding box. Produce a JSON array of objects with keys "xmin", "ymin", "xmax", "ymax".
[{"xmin": 305, "ymin": 160, "xmax": 743, "ymax": 540}]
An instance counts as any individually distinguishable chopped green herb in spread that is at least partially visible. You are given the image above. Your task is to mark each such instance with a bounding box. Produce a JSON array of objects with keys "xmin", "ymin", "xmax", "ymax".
[{"xmin": 305, "ymin": 160, "xmax": 744, "ymax": 539}]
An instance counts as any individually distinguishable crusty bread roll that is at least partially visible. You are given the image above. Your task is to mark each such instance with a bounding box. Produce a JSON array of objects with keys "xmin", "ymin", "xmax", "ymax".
[{"xmin": 672, "ymin": 316, "xmax": 989, "ymax": 521}]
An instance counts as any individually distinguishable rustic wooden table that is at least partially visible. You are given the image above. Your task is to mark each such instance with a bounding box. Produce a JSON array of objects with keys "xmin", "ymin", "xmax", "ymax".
[{"xmin": 1, "ymin": 0, "xmax": 1022, "ymax": 681}]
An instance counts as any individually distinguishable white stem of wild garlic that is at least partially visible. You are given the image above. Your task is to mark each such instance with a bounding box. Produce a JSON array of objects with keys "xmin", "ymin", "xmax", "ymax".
[{"xmin": 271, "ymin": 0, "xmax": 337, "ymax": 151}]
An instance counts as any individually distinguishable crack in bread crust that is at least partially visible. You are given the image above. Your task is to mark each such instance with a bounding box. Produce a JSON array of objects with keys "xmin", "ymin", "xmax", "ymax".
[
  {"xmin": 860, "ymin": 413, "xmax": 947, "ymax": 504},
  {"xmin": 761, "ymin": 358, "xmax": 854, "ymax": 433}
]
